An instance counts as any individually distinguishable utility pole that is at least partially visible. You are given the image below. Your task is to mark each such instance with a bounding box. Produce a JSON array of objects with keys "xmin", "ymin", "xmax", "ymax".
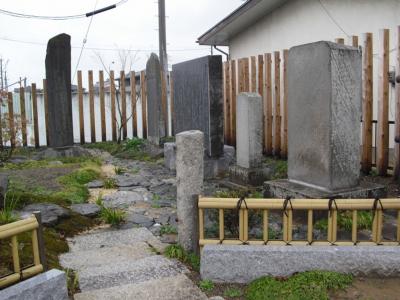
[{"xmin": 158, "ymin": 0, "xmax": 168, "ymax": 75}]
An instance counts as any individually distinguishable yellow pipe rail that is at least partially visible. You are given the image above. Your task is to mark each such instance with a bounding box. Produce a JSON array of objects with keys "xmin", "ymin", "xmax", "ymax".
[
  {"xmin": 0, "ymin": 216, "xmax": 45, "ymax": 289},
  {"xmin": 198, "ymin": 196, "xmax": 400, "ymax": 248}
]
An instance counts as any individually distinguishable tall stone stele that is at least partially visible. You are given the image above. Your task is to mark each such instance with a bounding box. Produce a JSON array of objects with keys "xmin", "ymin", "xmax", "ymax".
[
  {"xmin": 146, "ymin": 53, "xmax": 166, "ymax": 145},
  {"xmin": 45, "ymin": 33, "xmax": 74, "ymax": 148}
]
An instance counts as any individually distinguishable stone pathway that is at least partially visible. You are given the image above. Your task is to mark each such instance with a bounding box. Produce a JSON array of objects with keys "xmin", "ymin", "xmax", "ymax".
[{"xmin": 59, "ymin": 150, "xmax": 209, "ymax": 299}]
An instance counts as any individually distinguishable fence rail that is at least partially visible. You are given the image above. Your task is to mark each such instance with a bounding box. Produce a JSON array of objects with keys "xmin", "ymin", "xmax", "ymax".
[
  {"xmin": 0, "ymin": 213, "xmax": 46, "ymax": 289},
  {"xmin": 198, "ymin": 196, "xmax": 400, "ymax": 248}
]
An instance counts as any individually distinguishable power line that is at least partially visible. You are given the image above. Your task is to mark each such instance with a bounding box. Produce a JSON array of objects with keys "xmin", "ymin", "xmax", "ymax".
[
  {"xmin": 0, "ymin": 0, "xmax": 128, "ymax": 20},
  {"xmin": 0, "ymin": 36, "xmax": 210, "ymax": 52},
  {"xmin": 317, "ymin": 0, "xmax": 350, "ymax": 38}
]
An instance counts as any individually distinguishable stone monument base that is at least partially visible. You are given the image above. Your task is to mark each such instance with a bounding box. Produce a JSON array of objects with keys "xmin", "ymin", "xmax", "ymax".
[
  {"xmin": 263, "ymin": 179, "xmax": 386, "ymax": 199},
  {"xmin": 33, "ymin": 146, "xmax": 92, "ymax": 160},
  {"xmin": 229, "ymin": 165, "xmax": 271, "ymax": 186}
]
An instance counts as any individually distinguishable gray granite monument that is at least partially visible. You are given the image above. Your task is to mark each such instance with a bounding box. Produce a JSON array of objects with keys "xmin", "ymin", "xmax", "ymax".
[
  {"xmin": 45, "ymin": 33, "xmax": 74, "ymax": 148},
  {"xmin": 264, "ymin": 41, "xmax": 384, "ymax": 198},
  {"xmin": 146, "ymin": 53, "xmax": 166, "ymax": 145}
]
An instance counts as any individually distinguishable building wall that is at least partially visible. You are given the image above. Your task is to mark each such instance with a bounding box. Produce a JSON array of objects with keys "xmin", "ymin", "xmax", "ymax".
[{"xmin": 229, "ymin": 0, "xmax": 400, "ymax": 147}]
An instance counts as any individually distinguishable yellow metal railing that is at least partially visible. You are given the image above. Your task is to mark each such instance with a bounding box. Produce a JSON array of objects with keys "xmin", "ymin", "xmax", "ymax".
[
  {"xmin": 198, "ymin": 197, "xmax": 400, "ymax": 247},
  {"xmin": 0, "ymin": 213, "xmax": 46, "ymax": 289}
]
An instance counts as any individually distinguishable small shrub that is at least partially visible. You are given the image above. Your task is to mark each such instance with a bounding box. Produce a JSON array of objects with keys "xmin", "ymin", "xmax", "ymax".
[
  {"xmin": 151, "ymin": 203, "xmax": 161, "ymax": 208},
  {"xmin": 199, "ymin": 280, "xmax": 214, "ymax": 292},
  {"xmin": 160, "ymin": 225, "xmax": 177, "ymax": 235},
  {"xmin": 0, "ymin": 193, "xmax": 19, "ymax": 225},
  {"xmin": 164, "ymin": 244, "xmax": 200, "ymax": 271},
  {"xmin": 103, "ymin": 178, "xmax": 117, "ymax": 189},
  {"xmin": 95, "ymin": 194, "xmax": 103, "ymax": 206},
  {"xmin": 65, "ymin": 268, "xmax": 80, "ymax": 296},
  {"xmin": 224, "ymin": 288, "xmax": 242, "ymax": 298},
  {"xmin": 114, "ymin": 166, "xmax": 125, "ymax": 175},
  {"xmin": 124, "ymin": 138, "xmax": 144, "ymax": 151},
  {"xmin": 100, "ymin": 206, "xmax": 125, "ymax": 227}
]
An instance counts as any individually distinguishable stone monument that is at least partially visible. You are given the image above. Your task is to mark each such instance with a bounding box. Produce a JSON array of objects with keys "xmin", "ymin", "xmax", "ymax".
[
  {"xmin": 264, "ymin": 41, "xmax": 385, "ymax": 198},
  {"xmin": 146, "ymin": 53, "xmax": 166, "ymax": 145},
  {"xmin": 45, "ymin": 33, "xmax": 74, "ymax": 148}
]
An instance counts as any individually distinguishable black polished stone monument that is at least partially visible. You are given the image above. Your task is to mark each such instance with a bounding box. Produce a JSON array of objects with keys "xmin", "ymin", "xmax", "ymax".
[
  {"xmin": 45, "ymin": 33, "xmax": 74, "ymax": 147},
  {"xmin": 172, "ymin": 55, "xmax": 223, "ymax": 158}
]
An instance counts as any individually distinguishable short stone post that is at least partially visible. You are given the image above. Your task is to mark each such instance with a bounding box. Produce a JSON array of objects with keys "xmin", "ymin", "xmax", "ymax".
[
  {"xmin": 45, "ymin": 33, "xmax": 74, "ymax": 148},
  {"xmin": 146, "ymin": 53, "xmax": 166, "ymax": 145},
  {"xmin": 229, "ymin": 92, "xmax": 266, "ymax": 185},
  {"xmin": 176, "ymin": 130, "xmax": 204, "ymax": 254}
]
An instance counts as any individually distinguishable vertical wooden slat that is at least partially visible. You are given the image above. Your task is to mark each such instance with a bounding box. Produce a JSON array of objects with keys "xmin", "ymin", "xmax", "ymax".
[
  {"xmin": 223, "ymin": 62, "xmax": 231, "ymax": 145},
  {"xmin": 250, "ymin": 56, "xmax": 256, "ymax": 92},
  {"xmin": 219, "ymin": 209, "xmax": 224, "ymax": 241},
  {"xmin": 0, "ymin": 104, "xmax": 3, "ymax": 149},
  {"xmin": 120, "ymin": 71, "xmax": 127, "ymax": 140},
  {"xmin": 88, "ymin": 70, "xmax": 96, "ymax": 143},
  {"xmin": 352, "ymin": 210, "xmax": 358, "ymax": 244},
  {"xmin": 362, "ymin": 33, "xmax": 373, "ymax": 174},
  {"xmin": 352, "ymin": 35, "xmax": 359, "ymax": 47},
  {"xmin": 77, "ymin": 71, "xmax": 85, "ymax": 144},
  {"xmin": 161, "ymin": 70, "xmax": 168, "ymax": 135},
  {"xmin": 19, "ymin": 87, "xmax": 27, "ymax": 146},
  {"xmin": 170, "ymin": 73, "xmax": 175, "ymax": 136},
  {"xmin": 11, "ymin": 236, "xmax": 20, "ymax": 273},
  {"xmin": 264, "ymin": 53, "xmax": 273, "ymax": 155},
  {"xmin": 238, "ymin": 58, "xmax": 250, "ymax": 93},
  {"xmin": 229, "ymin": 60, "xmax": 237, "ymax": 146},
  {"xmin": 307, "ymin": 210, "xmax": 313, "ymax": 243},
  {"xmin": 239, "ymin": 209, "xmax": 244, "ymax": 241},
  {"xmin": 394, "ymin": 26, "xmax": 400, "ymax": 179},
  {"xmin": 7, "ymin": 92, "xmax": 15, "ymax": 148},
  {"xmin": 141, "ymin": 71, "xmax": 147, "ymax": 139},
  {"xmin": 199, "ymin": 208, "xmax": 205, "ymax": 240},
  {"xmin": 377, "ymin": 29, "xmax": 390, "ymax": 176},
  {"xmin": 99, "ymin": 71, "xmax": 106, "ymax": 142},
  {"xmin": 257, "ymin": 55, "xmax": 264, "ymax": 97},
  {"xmin": 110, "ymin": 70, "xmax": 117, "ymax": 142},
  {"xmin": 31, "ymin": 84, "xmax": 39, "ymax": 148},
  {"xmin": 274, "ymin": 51, "xmax": 281, "ymax": 157},
  {"xmin": 31, "ymin": 229, "xmax": 40, "ymax": 266},
  {"xmin": 397, "ymin": 210, "xmax": 400, "ymax": 243},
  {"xmin": 33, "ymin": 212, "xmax": 47, "ymax": 270},
  {"xmin": 130, "ymin": 71, "xmax": 137, "ymax": 137},
  {"xmin": 263, "ymin": 210, "xmax": 268, "ymax": 242},
  {"xmin": 243, "ymin": 209, "xmax": 248, "ymax": 242},
  {"xmin": 43, "ymin": 79, "xmax": 49, "ymax": 146},
  {"xmin": 335, "ymin": 38, "xmax": 345, "ymax": 44},
  {"xmin": 281, "ymin": 49, "xmax": 289, "ymax": 158}
]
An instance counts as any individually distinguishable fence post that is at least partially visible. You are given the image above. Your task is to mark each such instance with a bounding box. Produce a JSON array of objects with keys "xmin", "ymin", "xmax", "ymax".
[
  {"xmin": 169, "ymin": 73, "xmax": 175, "ymax": 136},
  {"xmin": 7, "ymin": 92, "xmax": 15, "ymax": 148},
  {"xmin": 351, "ymin": 35, "xmax": 359, "ymax": 47},
  {"xmin": 120, "ymin": 71, "xmax": 127, "ymax": 140},
  {"xmin": 274, "ymin": 51, "xmax": 281, "ymax": 157},
  {"xmin": 362, "ymin": 33, "xmax": 373, "ymax": 174},
  {"xmin": 31, "ymin": 83, "xmax": 39, "ymax": 148},
  {"xmin": 43, "ymin": 79, "xmax": 50, "ymax": 147},
  {"xmin": 377, "ymin": 29, "xmax": 390, "ymax": 176},
  {"xmin": 238, "ymin": 58, "xmax": 250, "ymax": 93},
  {"xmin": 33, "ymin": 212, "xmax": 47, "ymax": 271},
  {"xmin": 110, "ymin": 70, "xmax": 117, "ymax": 142},
  {"xmin": 19, "ymin": 87, "xmax": 27, "ymax": 147},
  {"xmin": 335, "ymin": 38, "xmax": 345, "ymax": 44},
  {"xmin": 394, "ymin": 26, "xmax": 400, "ymax": 179},
  {"xmin": 223, "ymin": 61, "xmax": 231, "ymax": 145},
  {"xmin": 229, "ymin": 60, "xmax": 237, "ymax": 147},
  {"xmin": 264, "ymin": 53, "xmax": 273, "ymax": 155},
  {"xmin": 141, "ymin": 71, "xmax": 148, "ymax": 139},
  {"xmin": 99, "ymin": 71, "xmax": 106, "ymax": 142},
  {"xmin": 77, "ymin": 70, "xmax": 85, "ymax": 144},
  {"xmin": 250, "ymin": 56, "xmax": 257, "ymax": 93},
  {"xmin": 281, "ymin": 49, "xmax": 289, "ymax": 159},
  {"xmin": 130, "ymin": 71, "xmax": 137, "ymax": 137},
  {"xmin": 88, "ymin": 70, "xmax": 96, "ymax": 143}
]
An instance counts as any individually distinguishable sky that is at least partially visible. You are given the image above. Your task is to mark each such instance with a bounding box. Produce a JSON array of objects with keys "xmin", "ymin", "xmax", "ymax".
[{"xmin": 0, "ymin": 0, "xmax": 244, "ymax": 88}]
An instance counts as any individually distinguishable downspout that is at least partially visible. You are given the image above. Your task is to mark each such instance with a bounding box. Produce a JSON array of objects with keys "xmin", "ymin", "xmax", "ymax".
[{"xmin": 213, "ymin": 45, "xmax": 229, "ymax": 60}]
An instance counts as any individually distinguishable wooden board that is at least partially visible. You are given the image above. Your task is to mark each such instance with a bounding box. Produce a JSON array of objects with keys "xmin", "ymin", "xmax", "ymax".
[
  {"xmin": 77, "ymin": 71, "xmax": 85, "ymax": 144},
  {"xmin": 281, "ymin": 49, "xmax": 289, "ymax": 158},
  {"xmin": 230, "ymin": 60, "xmax": 237, "ymax": 146},
  {"xmin": 120, "ymin": 71, "xmax": 127, "ymax": 140},
  {"xmin": 141, "ymin": 71, "xmax": 147, "ymax": 139},
  {"xmin": 110, "ymin": 70, "xmax": 117, "ymax": 141},
  {"xmin": 130, "ymin": 71, "xmax": 137, "ymax": 137},
  {"xmin": 264, "ymin": 53, "xmax": 273, "ymax": 155},
  {"xmin": 7, "ymin": 92, "xmax": 15, "ymax": 148},
  {"xmin": 31, "ymin": 83, "xmax": 39, "ymax": 148},
  {"xmin": 99, "ymin": 71, "xmax": 106, "ymax": 142},
  {"xmin": 394, "ymin": 27, "xmax": 400, "ymax": 179},
  {"xmin": 274, "ymin": 51, "xmax": 281, "ymax": 157},
  {"xmin": 88, "ymin": 70, "xmax": 96, "ymax": 143},
  {"xmin": 19, "ymin": 87, "xmax": 27, "ymax": 146},
  {"xmin": 43, "ymin": 79, "xmax": 49, "ymax": 146},
  {"xmin": 250, "ymin": 56, "xmax": 256, "ymax": 92}
]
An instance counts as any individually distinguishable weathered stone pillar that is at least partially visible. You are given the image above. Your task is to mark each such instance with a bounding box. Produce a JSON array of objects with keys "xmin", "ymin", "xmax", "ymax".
[
  {"xmin": 146, "ymin": 53, "xmax": 166, "ymax": 145},
  {"xmin": 176, "ymin": 130, "xmax": 204, "ymax": 254},
  {"xmin": 45, "ymin": 33, "xmax": 73, "ymax": 148}
]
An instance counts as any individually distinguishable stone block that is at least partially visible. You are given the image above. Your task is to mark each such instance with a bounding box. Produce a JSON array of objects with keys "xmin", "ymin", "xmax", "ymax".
[
  {"xmin": 172, "ymin": 56, "xmax": 223, "ymax": 158},
  {"xmin": 236, "ymin": 93, "xmax": 263, "ymax": 169},
  {"xmin": 229, "ymin": 165, "xmax": 272, "ymax": 186},
  {"xmin": 288, "ymin": 41, "xmax": 362, "ymax": 191},
  {"xmin": 164, "ymin": 142, "xmax": 176, "ymax": 170},
  {"xmin": 176, "ymin": 130, "xmax": 204, "ymax": 254},
  {"xmin": 200, "ymin": 245, "xmax": 400, "ymax": 283},
  {"xmin": 45, "ymin": 34, "xmax": 73, "ymax": 148},
  {"xmin": 146, "ymin": 53, "xmax": 166, "ymax": 145},
  {"xmin": 0, "ymin": 269, "xmax": 68, "ymax": 300}
]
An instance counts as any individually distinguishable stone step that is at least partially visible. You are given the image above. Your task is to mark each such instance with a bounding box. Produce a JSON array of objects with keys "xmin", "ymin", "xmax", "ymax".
[
  {"xmin": 74, "ymin": 274, "xmax": 207, "ymax": 300},
  {"xmin": 67, "ymin": 227, "xmax": 168, "ymax": 253},
  {"xmin": 77, "ymin": 255, "xmax": 189, "ymax": 292},
  {"xmin": 59, "ymin": 243, "xmax": 153, "ymax": 270}
]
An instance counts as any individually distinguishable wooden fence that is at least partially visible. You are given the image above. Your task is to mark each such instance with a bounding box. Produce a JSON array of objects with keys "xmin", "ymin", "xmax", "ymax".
[
  {"xmin": 223, "ymin": 27, "xmax": 400, "ymax": 178},
  {"xmin": 0, "ymin": 69, "xmax": 172, "ymax": 148}
]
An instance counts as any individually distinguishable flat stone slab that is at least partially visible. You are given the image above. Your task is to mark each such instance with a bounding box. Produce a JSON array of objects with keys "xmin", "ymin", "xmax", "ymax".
[
  {"xmin": 20, "ymin": 203, "xmax": 70, "ymax": 226},
  {"xmin": 67, "ymin": 227, "xmax": 167, "ymax": 253},
  {"xmin": 60, "ymin": 243, "xmax": 153, "ymax": 270},
  {"xmin": 87, "ymin": 180, "xmax": 104, "ymax": 189},
  {"xmin": 121, "ymin": 213, "xmax": 155, "ymax": 229},
  {"xmin": 115, "ymin": 175, "xmax": 149, "ymax": 188},
  {"xmin": 74, "ymin": 274, "xmax": 207, "ymax": 300},
  {"xmin": 102, "ymin": 191, "xmax": 152, "ymax": 208},
  {"xmin": 77, "ymin": 255, "xmax": 188, "ymax": 291},
  {"xmin": 201, "ymin": 245, "xmax": 400, "ymax": 283},
  {"xmin": 70, "ymin": 203, "xmax": 100, "ymax": 217},
  {"xmin": 0, "ymin": 269, "xmax": 68, "ymax": 300},
  {"xmin": 263, "ymin": 179, "xmax": 386, "ymax": 199}
]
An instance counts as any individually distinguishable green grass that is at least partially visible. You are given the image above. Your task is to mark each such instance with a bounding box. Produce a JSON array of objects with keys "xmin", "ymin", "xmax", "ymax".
[
  {"xmin": 199, "ymin": 280, "xmax": 214, "ymax": 292},
  {"xmin": 314, "ymin": 211, "xmax": 373, "ymax": 232},
  {"xmin": 160, "ymin": 225, "xmax": 177, "ymax": 235},
  {"xmin": 0, "ymin": 192, "xmax": 19, "ymax": 225},
  {"xmin": 103, "ymin": 178, "xmax": 117, "ymax": 189},
  {"xmin": 100, "ymin": 207, "xmax": 125, "ymax": 227},
  {"xmin": 214, "ymin": 190, "xmax": 263, "ymax": 199},
  {"xmin": 224, "ymin": 288, "xmax": 242, "ymax": 298},
  {"xmin": 114, "ymin": 166, "xmax": 125, "ymax": 175},
  {"xmin": 264, "ymin": 157, "xmax": 288, "ymax": 179},
  {"xmin": 246, "ymin": 271, "xmax": 353, "ymax": 300},
  {"xmin": 164, "ymin": 244, "xmax": 200, "ymax": 272}
]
